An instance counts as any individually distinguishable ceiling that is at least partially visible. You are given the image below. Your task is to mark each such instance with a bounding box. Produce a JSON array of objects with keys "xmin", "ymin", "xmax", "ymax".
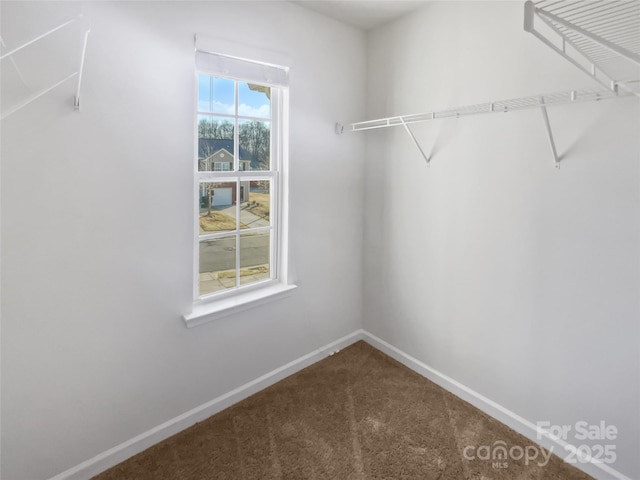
[{"xmin": 290, "ymin": 1, "xmax": 428, "ymax": 30}]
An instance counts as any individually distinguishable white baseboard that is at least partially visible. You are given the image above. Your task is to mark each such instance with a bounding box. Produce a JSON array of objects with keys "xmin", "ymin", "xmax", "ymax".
[
  {"xmin": 361, "ymin": 331, "xmax": 633, "ymax": 480},
  {"xmin": 48, "ymin": 329, "xmax": 365, "ymax": 480},
  {"xmin": 49, "ymin": 328, "xmax": 632, "ymax": 480}
]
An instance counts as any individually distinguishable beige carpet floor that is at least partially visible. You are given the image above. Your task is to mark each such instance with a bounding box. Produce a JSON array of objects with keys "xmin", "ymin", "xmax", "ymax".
[{"xmin": 92, "ymin": 341, "xmax": 594, "ymax": 479}]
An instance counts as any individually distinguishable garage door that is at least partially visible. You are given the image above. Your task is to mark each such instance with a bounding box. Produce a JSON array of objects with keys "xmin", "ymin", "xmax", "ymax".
[{"xmin": 212, "ymin": 187, "xmax": 233, "ymax": 206}]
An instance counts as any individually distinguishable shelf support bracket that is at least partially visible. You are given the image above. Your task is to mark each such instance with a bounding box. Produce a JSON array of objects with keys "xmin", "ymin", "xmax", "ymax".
[
  {"xmin": 399, "ymin": 118, "xmax": 431, "ymax": 166},
  {"xmin": 1, "ymin": 72, "xmax": 78, "ymax": 120},
  {"xmin": 0, "ymin": 15, "xmax": 82, "ymax": 61},
  {"xmin": 74, "ymin": 29, "xmax": 90, "ymax": 111},
  {"xmin": 539, "ymin": 96, "xmax": 559, "ymax": 169},
  {"xmin": 0, "ymin": 36, "xmax": 30, "ymax": 88}
]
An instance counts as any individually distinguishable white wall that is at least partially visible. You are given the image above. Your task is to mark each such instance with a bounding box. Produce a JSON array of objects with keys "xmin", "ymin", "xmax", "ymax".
[
  {"xmin": 364, "ymin": 2, "xmax": 640, "ymax": 479},
  {"xmin": 0, "ymin": 2, "xmax": 366, "ymax": 479}
]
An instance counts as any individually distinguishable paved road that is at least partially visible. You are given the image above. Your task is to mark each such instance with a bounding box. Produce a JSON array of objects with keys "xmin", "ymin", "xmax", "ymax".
[{"xmin": 200, "ymin": 233, "xmax": 269, "ymax": 273}]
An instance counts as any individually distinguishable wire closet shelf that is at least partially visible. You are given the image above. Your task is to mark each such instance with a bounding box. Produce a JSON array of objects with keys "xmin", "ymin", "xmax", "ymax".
[
  {"xmin": 343, "ymin": 87, "xmax": 626, "ymax": 132},
  {"xmin": 336, "ymin": 0, "xmax": 640, "ymax": 168},
  {"xmin": 526, "ymin": 0, "xmax": 640, "ymax": 95},
  {"xmin": 0, "ymin": 14, "xmax": 90, "ymax": 120}
]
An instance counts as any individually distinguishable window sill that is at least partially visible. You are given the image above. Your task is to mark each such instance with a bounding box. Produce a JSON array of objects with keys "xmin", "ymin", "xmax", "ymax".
[{"xmin": 183, "ymin": 283, "xmax": 298, "ymax": 328}]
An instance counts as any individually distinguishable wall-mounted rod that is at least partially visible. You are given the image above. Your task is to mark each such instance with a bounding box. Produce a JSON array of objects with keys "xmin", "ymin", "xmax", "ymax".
[
  {"xmin": 0, "ymin": 14, "xmax": 83, "ymax": 61},
  {"xmin": 341, "ymin": 87, "xmax": 631, "ymax": 133},
  {"xmin": 336, "ymin": 87, "xmax": 634, "ymax": 168},
  {"xmin": 74, "ymin": 30, "xmax": 91, "ymax": 110},
  {"xmin": 1, "ymin": 72, "xmax": 78, "ymax": 120}
]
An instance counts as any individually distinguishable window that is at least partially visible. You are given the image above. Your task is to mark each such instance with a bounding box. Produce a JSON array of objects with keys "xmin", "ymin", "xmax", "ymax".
[{"xmin": 187, "ymin": 46, "xmax": 294, "ymax": 325}]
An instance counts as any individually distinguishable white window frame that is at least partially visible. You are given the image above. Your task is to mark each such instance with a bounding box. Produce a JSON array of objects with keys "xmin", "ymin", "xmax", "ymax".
[{"xmin": 184, "ymin": 45, "xmax": 295, "ymax": 328}]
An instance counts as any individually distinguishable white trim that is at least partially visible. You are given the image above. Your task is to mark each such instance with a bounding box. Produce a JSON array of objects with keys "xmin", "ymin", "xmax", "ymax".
[
  {"xmin": 46, "ymin": 329, "xmax": 633, "ymax": 480},
  {"xmin": 47, "ymin": 330, "xmax": 365, "ymax": 480},
  {"xmin": 184, "ymin": 282, "xmax": 298, "ymax": 328},
  {"xmin": 361, "ymin": 331, "xmax": 634, "ymax": 480},
  {"xmin": 193, "ymin": 68, "xmax": 288, "ymax": 308},
  {"xmin": 195, "ymin": 35, "xmax": 293, "ymax": 74}
]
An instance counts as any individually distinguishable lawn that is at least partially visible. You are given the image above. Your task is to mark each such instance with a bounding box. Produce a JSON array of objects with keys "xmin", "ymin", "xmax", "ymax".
[
  {"xmin": 199, "ymin": 191, "xmax": 269, "ymax": 233},
  {"xmin": 246, "ymin": 192, "xmax": 270, "ymax": 220},
  {"xmin": 199, "ymin": 211, "xmax": 245, "ymax": 231}
]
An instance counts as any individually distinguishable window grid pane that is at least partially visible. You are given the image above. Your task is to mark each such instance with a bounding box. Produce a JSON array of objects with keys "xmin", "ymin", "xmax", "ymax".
[
  {"xmin": 196, "ymin": 72, "xmax": 277, "ymax": 298},
  {"xmin": 239, "ymin": 119, "xmax": 270, "ymax": 171},
  {"xmin": 197, "ymin": 114, "xmax": 234, "ymax": 173},
  {"xmin": 198, "ymin": 235, "xmax": 237, "ymax": 296},
  {"xmin": 239, "ymin": 232, "xmax": 270, "ymax": 286}
]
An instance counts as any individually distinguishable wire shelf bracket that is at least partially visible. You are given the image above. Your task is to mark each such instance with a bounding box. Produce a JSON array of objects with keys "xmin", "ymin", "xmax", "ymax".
[
  {"xmin": 0, "ymin": 36, "xmax": 30, "ymax": 89},
  {"xmin": 400, "ymin": 118, "xmax": 431, "ymax": 166},
  {"xmin": 74, "ymin": 29, "xmax": 91, "ymax": 111},
  {"xmin": 1, "ymin": 72, "xmax": 78, "ymax": 121},
  {"xmin": 0, "ymin": 15, "xmax": 90, "ymax": 119},
  {"xmin": 539, "ymin": 96, "xmax": 560, "ymax": 168}
]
